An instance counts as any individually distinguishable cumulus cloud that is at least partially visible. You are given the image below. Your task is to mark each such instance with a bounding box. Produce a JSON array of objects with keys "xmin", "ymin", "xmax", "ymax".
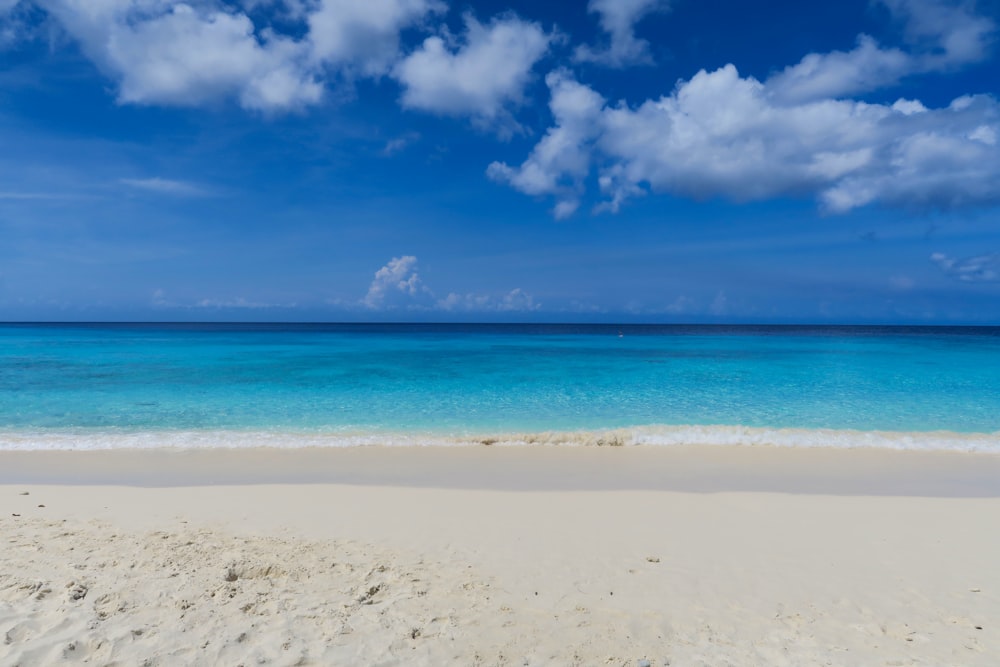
[
  {"xmin": 574, "ymin": 0, "xmax": 670, "ymax": 67},
  {"xmin": 487, "ymin": 70, "xmax": 605, "ymax": 218},
  {"xmin": 768, "ymin": 0, "xmax": 995, "ymax": 103},
  {"xmin": 32, "ymin": 0, "xmax": 322, "ymax": 112},
  {"xmin": 21, "ymin": 0, "xmax": 445, "ymax": 112},
  {"xmin": 393, "ymin": 13, "xmax": 550, "ymax": 130},
  {"xmin": 307, "ymin": 0, "xmax": 444, "ymax": 77},
  {"xmin": 493, "ymin": 65, "xmax": 1000, "ymax": 216},
  {"xmin": 363, "ymin": 255, "xmax": 431, "ymax": 308},
  {"xmin": 931, "ymin": 252, "xmax": 1000, "ymax": 282}
]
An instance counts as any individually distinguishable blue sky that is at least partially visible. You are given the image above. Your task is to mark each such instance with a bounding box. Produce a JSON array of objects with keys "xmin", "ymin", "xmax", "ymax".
[{"xmin": 1, "ymin": 0, "xmax": 999, "ymax": 323}]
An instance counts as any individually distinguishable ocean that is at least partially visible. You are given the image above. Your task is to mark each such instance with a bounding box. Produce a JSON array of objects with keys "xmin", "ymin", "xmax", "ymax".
[{"xmin": 1, "ymin": 323, "xmax": 998, "ymax": 451}]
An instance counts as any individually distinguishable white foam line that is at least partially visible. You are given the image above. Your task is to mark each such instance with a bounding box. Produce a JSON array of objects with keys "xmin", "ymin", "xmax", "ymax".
[{"xmin": 0, "ymin": 425, "xmax": 998, "ymax": 453}]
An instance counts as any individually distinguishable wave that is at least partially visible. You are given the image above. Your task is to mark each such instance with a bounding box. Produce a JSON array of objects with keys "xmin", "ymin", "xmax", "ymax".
[{"xmin": 1, "ymin": 424, "xmax": 998, "ymax": 453}]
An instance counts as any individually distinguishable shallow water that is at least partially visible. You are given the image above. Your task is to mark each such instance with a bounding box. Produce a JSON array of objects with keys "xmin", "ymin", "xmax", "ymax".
[{"xmin": 1, "ymin": 323, "xmax": 998, "ymax": 450}]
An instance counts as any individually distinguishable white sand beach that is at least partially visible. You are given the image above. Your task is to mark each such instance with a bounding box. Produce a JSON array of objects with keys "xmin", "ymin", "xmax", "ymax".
[{"xmin": 3, "ymin": 445, "xmax": 1000, "ymax": 666}]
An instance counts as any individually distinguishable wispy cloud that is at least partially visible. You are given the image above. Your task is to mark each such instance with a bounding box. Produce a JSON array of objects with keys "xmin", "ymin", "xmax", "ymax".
[
  {"xmin": 889, "ymin": 275, "xmax": 916, "ymax": 290},
  {"xmin": 931, "ymin": 252, "xmax": 1000, "ymax": 282},
  {"xmin": 437, "ymin": 287, "xmax": 539, "ymax": 312},
  {"xmin": 194, "ymin": 297, "xmax": 296, "ymax": 309},
  {"xmin": 381, "ymin": 132, "xmax": 421, "ymax": 156},
  {"xmin": 151, "ymin": 289, "xmax": 297, "ymax": 309},
  {"xmin": 768, "ymin": 0, "xmax": 995, "ymax": 103},
  {"xmin": 120, "ymin": 177, "xmax": 211, "ymax": 197},
  {"xmin": 0, "ymin": 191, "xmax": 75, "ymax": 200}
]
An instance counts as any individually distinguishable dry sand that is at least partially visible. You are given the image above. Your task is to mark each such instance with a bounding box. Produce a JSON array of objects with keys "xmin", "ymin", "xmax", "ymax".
[{"xmin": 2, "ymin": 445, "xmax": 1000, "ymax": 666}]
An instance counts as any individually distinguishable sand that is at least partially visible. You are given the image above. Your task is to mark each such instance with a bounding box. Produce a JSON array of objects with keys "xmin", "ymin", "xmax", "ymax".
[{"xmin": 2, "ymin": 445, "xmax": 1000, "ymax": 666}]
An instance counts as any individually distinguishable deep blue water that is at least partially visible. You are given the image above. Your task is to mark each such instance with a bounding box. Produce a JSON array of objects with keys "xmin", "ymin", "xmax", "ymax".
[{"xmin": 1, "ymin": 323, "xmax": 999, "ymax": 450}]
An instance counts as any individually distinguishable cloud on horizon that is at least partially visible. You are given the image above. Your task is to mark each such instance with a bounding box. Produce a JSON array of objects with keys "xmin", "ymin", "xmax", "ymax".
[{"xmin": 363, "ymin": 256, "xmax": 539, "ymax": 311}]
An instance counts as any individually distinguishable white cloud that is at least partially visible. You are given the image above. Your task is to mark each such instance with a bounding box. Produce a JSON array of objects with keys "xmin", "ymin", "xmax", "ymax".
[
  {"xmin": 362, "ymin": 256, "xmax": 537, "ymax": 312},
  {"xmin": 194, "ymin": 296, "xmax": 293, "ymax": 309},
  {"xmin": 24, "ymin": 0, "xmax": 445, "ymax": 112},
  {"xmin": 307, "ymin": 0, "xmax": 444, "ymax": 77},
  {"xmin": 931, "ymin": 252, "xmax": 1000, "ymax": 282},
  {"xmin": 120, "ymin": 177, "xmax": 210, "ymax": 196},
  {"xmin": 882, "ymin": 0, "xmax": 995, "ymax": 67},
  {"xmin": 767, "ymin": 35, "xmax": 912, "ymax": 104},
  {"xmin": 969, "ymin": 124, "xmax": 997, "ymax": 145},
  {"xmin": 363, "ymin": 255, "xmax": 432, "ymax": 308},
  {"xmin": 768, "ymin": 0, "xmax": 995, "ymax": 103},
  {"xmin": 393, "ymin": 13, "xmax": 550, "ymax": 129},
  {"xmin": 487, "ymin": 70, "xmax": 605, "ymax": 217},
  {"xmin": 34, "ymin": 1, "xmax": 322, "ymax": 112},
  {"xmin": 494, "ymin": 65, "xmax": 1000, "ymax": 216},
  {"xmin": 437, "ymin": 287, "xmax": 539, "ymax": 312},
  {"xmin": 574, "ymin": 0, "xmax": 670, "ymax": 68}
]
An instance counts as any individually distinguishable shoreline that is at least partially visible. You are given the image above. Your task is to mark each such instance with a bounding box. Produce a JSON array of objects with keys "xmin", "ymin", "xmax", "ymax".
[
  {"xmin": 3, "ymin": 443, "xmax": 1000, "ymax": 497},
  {"xmin": 3, "ymin": 423, "xmax": 1000, "ymax": 453}
]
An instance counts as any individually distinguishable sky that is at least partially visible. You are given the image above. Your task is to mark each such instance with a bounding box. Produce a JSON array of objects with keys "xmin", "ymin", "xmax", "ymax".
[{"xmin": 1, "ymin": 0, "xmax": 999, "ymax": 323}]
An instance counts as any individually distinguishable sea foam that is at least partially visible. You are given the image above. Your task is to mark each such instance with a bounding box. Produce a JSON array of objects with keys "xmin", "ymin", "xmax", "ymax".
[{"xmin": 1, "ymin": 424, "xmax": 998, "ymax": 453}]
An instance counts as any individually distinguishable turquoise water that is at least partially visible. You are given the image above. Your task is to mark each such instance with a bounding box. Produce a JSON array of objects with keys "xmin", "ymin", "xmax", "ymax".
[{"xmin": 1, "ymin": 323, "xmax": 999, "ymax": 450}]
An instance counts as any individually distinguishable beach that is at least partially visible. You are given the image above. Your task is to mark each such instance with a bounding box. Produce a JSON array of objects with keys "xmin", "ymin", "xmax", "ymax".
[{"xmin": 3, "ymin": 445, "xmax": 999, "ymax": 666}]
